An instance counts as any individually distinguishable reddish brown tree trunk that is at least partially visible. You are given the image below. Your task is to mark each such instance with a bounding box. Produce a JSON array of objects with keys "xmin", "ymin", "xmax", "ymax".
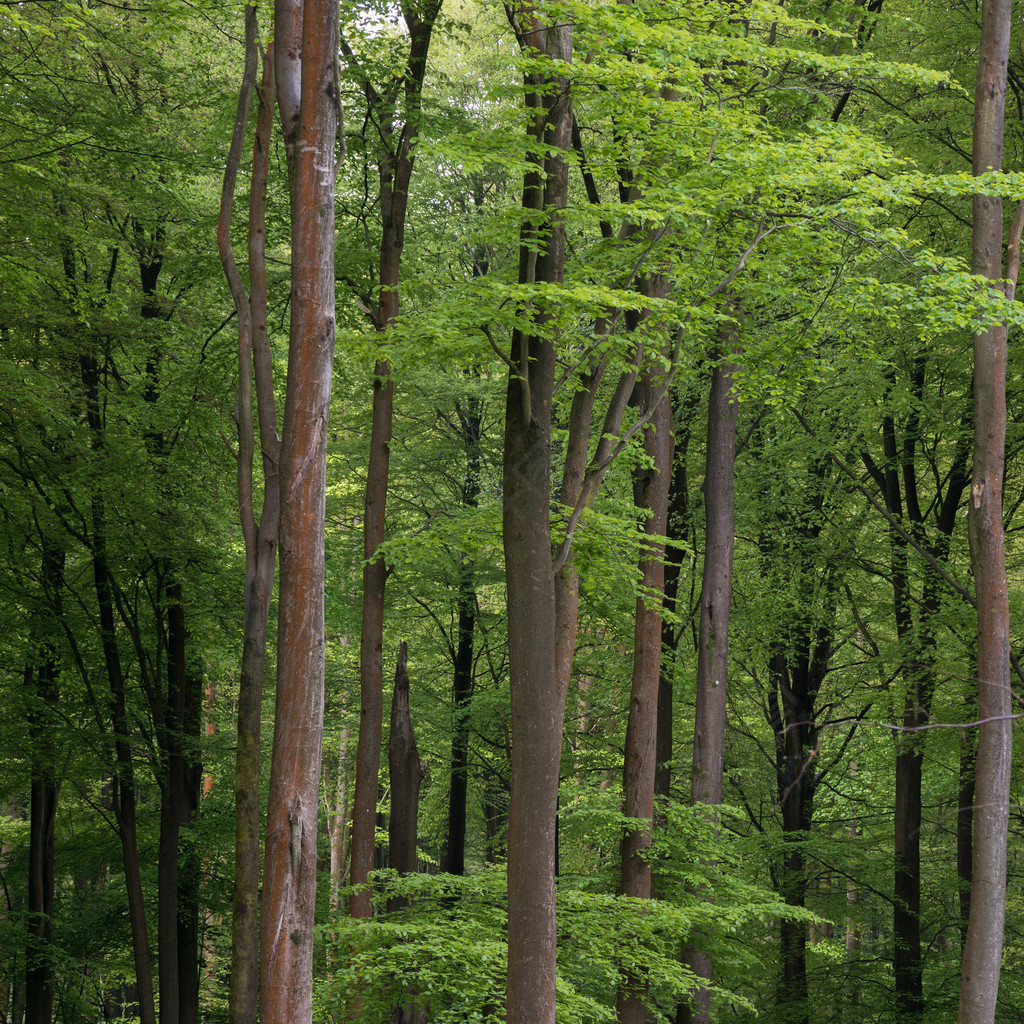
[
  {"xmin": 258, "ymin": 0, "xmax": 337, "ymax": 1019},
  {"xmin": 960, "ymin": 3, "xmax": 1013, "ymax": 1021}
]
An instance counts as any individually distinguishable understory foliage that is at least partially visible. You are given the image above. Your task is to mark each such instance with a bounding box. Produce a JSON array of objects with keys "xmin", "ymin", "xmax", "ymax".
[{"xmin": 1, "ymin": 0, "xmax": 1024, "ymax": 1022}]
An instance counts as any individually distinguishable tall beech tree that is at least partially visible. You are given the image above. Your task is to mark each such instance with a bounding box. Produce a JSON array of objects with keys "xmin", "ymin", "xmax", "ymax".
[
  {"xmin": 617, "ymin": 365, "xmax": 672, "ymax": 1024},
  {"xmin": 680, "ymin": 321, "xmax": 740, "ymax": 1024},
  {"xmin": 501, "ymin": 4, "xmax": 572, "ymax": 1020},
  {"xmin": 346, "ymin": 0, "xmax": 444, "ymax": 921},
  {"xmin": 960, "ymin": 1, "xmax": 1016, "ymax": 1020},
  {"xmin": 257, "ymin": 0, "xmax": 337, "ymax": 1020}
]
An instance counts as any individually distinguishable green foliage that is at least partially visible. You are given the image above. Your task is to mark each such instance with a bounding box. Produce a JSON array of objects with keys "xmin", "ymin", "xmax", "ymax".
[{"xmin": 317, "ymin": 822, "xmax": 803, "ymax": 1024}]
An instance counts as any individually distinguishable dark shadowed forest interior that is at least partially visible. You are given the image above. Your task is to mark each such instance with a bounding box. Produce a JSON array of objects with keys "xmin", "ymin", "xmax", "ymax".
[{"xmin": 2, "ymin": 1, "xmax": 1024, "ymax": 1022}]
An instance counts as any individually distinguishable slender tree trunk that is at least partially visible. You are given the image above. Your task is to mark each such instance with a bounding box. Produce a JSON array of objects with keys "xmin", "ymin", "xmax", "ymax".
[
  {"xmin": 617, "ymin": 372, "xmax": 672, "ymax": 1024},
  {"xmin": 157, "ymin": 586, "xmax": 185, "ymax": 1024},
  {"xmin": 442, "ymin": 559, "xmax": 475, "ymax": 876},
  {"xmin": 865, "ymin": 367, "xmax": 967, "ymax": 1022},
  {"xmin": 161, "ymin": 589, "xmax": 202, "ymax": 1024},
  {"xmin": 960, "ymin": 4, "xmax": 1013, "ymax": 1020},
  {"xmin": 388, "ymin": 643, "xmax": 425, "ymax": 912},
  {"xmin": 502, "ymin": 9, "xmax": 572, "ymax": 1021},
  {"xmin": 25, "ymin": 543, "xmax": 64, "ymax": 1024},
  {"xmin": 654, "ymin": 417, "xmax": 690, "ymax": 808},
  {"xmin": 218, "ymin": 14, "xmax": 280, "ymax": 1023},
  {"xmin": 771, "ymin": 653, "xmax": 812, "ymax": 1024},
  {"xmin": 680, "ymin": 332, "xmax": 739, "ymax": 1024},
  {"xmin": 329, "ymin": 729, "xmax": 351, "ymax": 919},
  {"xmin": 350, "ymin": 1, "xmax": 442, "ymax": 918},
  {"xmin": 441, "ymin": 397, "xmax": 481, "ymax": 876},
  {"xmin": 80, "ymin": 335, "xmax": 157, "ymax": 1024},
  {"xmin": 958, "ymin": 713, "xmax": 976, "ymax": 950},
  {"xmin": 762, "ymin": 534, "xmax": 834, "ymax": 1024},
  {"xmin": 258, "ymin": 0, "xmax": 337, "ymax": 1019},
  {"xmin": 351, "ymin": 360, "xmax": 392, "ymax": 917},
  {"xmin": 1, "ymin": 794, "xmax": 20, "ymax": 1024},
  {"xmin": 93, "ymin": 529, "xmax": 157, "ymax": 1024},
  {"xmin": 844, "ymin": 769, "xmax": 861, "ymax": 1017}
]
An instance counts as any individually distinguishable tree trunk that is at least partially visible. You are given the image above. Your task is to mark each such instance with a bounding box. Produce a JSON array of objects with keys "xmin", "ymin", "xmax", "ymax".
[
  {"xmin": 351, "ymin": 358, "xmax": 392, "ymax": 917},
  {"xmin": 502, "ymin": 8, "xmax": 572, "ymax": 1021},
  {"xmin": 258, "ymin": 0, "xmax": 337, "ymax": 1019},
  {"xmin": 654, "ymin": 414, "xmax": 691, "ymax": 808},
  {"xmin": 177, "ymin": 665, "xmax": 203, "ymax": 1024},
  {"xmin": 349, "ymin": 0, "xmax": 441, "ymax": 918},
  {"xmin": 329, "ymin": 728, "xmax": 351, "ymax": 919},
  {"xmin": 94, "ymin": 531, "xmax": 157, "ymax": 1024},
  {"xmin": 864, "ymin": 365, "xmax": 968, "ymax": 1022},
  {"xmin": 388, "ymin": 642, "xmax": 426, "ymax": 909},
  {"xmin": 81, "ymin": 332, "xmax": 157, "ymax": 1024},
  {"xmin": 960, "ymin": 3, "xmax": 1013, "ymax": 1020},
  {"xmin": 218, "ymin": 14, "xmax": 280, "ymax": 1023},
  {"xmin": 442, "ymin": 397, "xmax": 481, "ymax": 876},
  {"xmin": 617, "ymin": 371, "xmax": 672, "ymax": 1024},
  {"xmin": 771, "ymin": 652, "xmax": 812, "ymax": 1024},
  {"xmin": 25, "ymin": 543, "xmax": 64, "ymax": 1024},
  {"xmin": 160, "ymin": 589, "xmax": 202, "ymax": 1024},
  {"xmin": 1, "ymin": 794, "xmax": 21, "ymax": 1024},
  {"xmin": 958, "ymin": 714, "xmax": 976, "ymax": 950},
  {"xmin": 680, "ymin": 332, "xmax": 739, "ymax": 1024}
]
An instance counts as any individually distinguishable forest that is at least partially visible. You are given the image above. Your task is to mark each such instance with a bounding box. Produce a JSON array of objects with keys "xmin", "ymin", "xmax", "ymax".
[{"xmin": 1, "ymin": 0, "xmax": 1023, "ymax": 1022}]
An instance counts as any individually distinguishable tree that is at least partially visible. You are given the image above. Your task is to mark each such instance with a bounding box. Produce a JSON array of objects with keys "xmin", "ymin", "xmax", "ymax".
[
  {"xmin": 218, "ymin": 7, "xmax": 280, "ymax": 1022},
  {"xmin": 960, "ymin": 1, "xmax": 1016, "ymax": 1021},
  {"xmin": 347, "ymin": 0, "xmax": 445, "ymax": 921},
  {"xmin": 256, "ymin": 0, "xmax": 338, "ymax": 1021},
  {"xmin": 501, "ymin": 3, "xmax": 573, "ymax": 1020},
  {"xmin": 681, "ymin": 318, "xmax": 740, "ymax": 1024}
]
